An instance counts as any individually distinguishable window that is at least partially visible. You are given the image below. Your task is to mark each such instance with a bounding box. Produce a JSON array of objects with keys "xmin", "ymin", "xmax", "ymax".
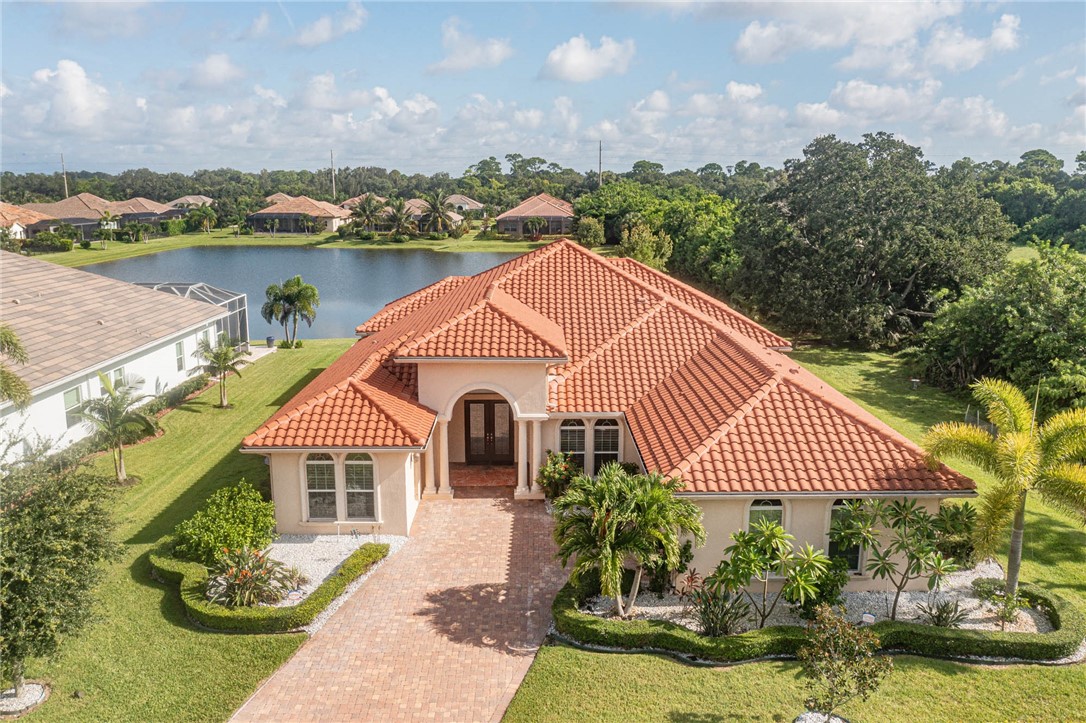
[
  {"xmin": 345, "ymin": 453, "xmax": 376, "ymax": 520},
  {"xmin": 593, "ymin": 419, "xmax": 620, "ymax": 474},
  {"xmin": 201, "ymin": 329, "xmax": 211, "ymax": 346},
  {"xmin": 748, "ymin": 499, "xmax": 784, "ymax": 528},
  {"xmin": 175, "ymin": 341, "xmax": 185, "ymax": 372},
  {"xmin": 305, "ymin": 453, "xmax": 337, "ymax": 520},
  {"xmin": 559, "ymin": 419, "xmax": 586, "ymax": 471},
  {"xmin": 100, "ymin": 367, "xmax": 125, "ymax": 395},
  {"xmin": 63, "ymin": 387, "xmax": 82, "ymax": 428},
  {"xmin": 828, "ymin": 499, "xmax": 862, "ymax": 572}
]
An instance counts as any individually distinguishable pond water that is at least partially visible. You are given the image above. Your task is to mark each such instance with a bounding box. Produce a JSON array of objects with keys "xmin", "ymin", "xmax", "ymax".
[{"xmin": 82, "ymin": 246, "xmax": 521, "ymax": 340}]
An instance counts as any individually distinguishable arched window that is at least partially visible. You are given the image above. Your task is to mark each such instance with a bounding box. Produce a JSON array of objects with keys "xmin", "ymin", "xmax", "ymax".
[
  {"xmin": 593, "ymin": 419, "xmax": 620, "ymax": 474},
  {"xmin": 748, "ymin": 498, "xmax": 784, "ymax": 529},
  {"xmin": 559, "ymin": 419, "xmax": 586, "ymax": 471},
  {"xmin": 828, "ymin": 499, "xmax": 861, "ymax": 572},
  {"xmin": 345, "ymin": 453, "xmax": 376, "ymax": 521},
  {"xmin": 305, "ymin": 453, "xmax": 337, "ymax": 520}
]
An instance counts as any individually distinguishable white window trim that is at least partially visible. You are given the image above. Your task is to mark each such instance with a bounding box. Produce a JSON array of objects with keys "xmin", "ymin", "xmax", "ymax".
[
  {"xmin": 63, "ymin": 386, "xmax": 83, "ymax": 428},
  {"xmin": 558, "ymin": 419, "xmax": 587, "ymax": 470},
  {"xmin": 299, "ymin": 452, "xmax": 382, "ymax": 524},
  {"xmin": 592, "ymin": 419, "xmax": 622, "ymax": 474},
  {"xmin": 175, "ymin": 341, "xmax": 185, "ymax": 372},
  {"xmin": 745, "ymin": 498, "xmax": 788, "ymax": 531},
  {"xmin": 825, "ymin": 499, "xmax": 867, "ymax": 576},
  {"xmin": 555, "ymin": 416, "xmax": 628, "ymax": 476}
]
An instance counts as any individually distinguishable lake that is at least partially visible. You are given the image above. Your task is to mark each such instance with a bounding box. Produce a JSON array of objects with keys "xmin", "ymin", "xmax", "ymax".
[{"xmin": 82, "ymin": 246, "xmax": 522, "ymax": 340}]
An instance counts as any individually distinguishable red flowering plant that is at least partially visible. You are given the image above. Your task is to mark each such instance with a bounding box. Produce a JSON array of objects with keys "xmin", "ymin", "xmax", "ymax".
[
  {"xmin": 535, "ymin": 450, "xmax": 582, "ymax": 499},
  {"xmin": 204, "ymin": 547, "xmax": 308, "ymax": 608}
]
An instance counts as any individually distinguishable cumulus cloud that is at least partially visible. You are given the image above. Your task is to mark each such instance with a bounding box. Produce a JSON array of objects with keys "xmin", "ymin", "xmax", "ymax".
[
  {"xmin": 28, "ymin": 59, "xmax": 111, "ymax": 131},
  {"xmin": 293, "ymin": 2, "xmax": 367, "ymax": 48},
  {"xmin": 829, "ymin": 79, "xmax": 941, "ymax": 121},
  {"xmin": 924, "ymin": 14, "xmax": 1020, "ymax": 72},
  {"xmin": 427, "ymin": 17, "xmax": 512, "ymax": 73},
  {"xmin": 725, "ymin": 81, "xmax": 762, "ymax": 103},
  {"xmin": 254, "ymin": 84, "xmax": 287, "ymax": 108},
  {"xmin": 925, "ymin": 95, "xmax": 1009, "ymax": 136},
  {"xmin": 240, "ymin": 10, "xmax": 271, "ymax": 40},
  {"xmin": 188, "ymin": 54, "xmax": 246, "ymax": 88},
  {"xmin": 552, "ymin": 96, "xmax": 581, "ymax": 134},
  {"xmin": 299, "ymin": 72, "xmax": 371, "ymax": 111},
  {"xmin": 541, "ymin": 35, "xmax": 636, "ymax": 82},
  {"xmin": 793, "ymin": 101, "xmax": 845, "ymax": 128}
]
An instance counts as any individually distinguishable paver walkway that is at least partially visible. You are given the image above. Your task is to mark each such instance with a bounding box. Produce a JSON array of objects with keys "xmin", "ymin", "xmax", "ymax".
[{"xmin": 232, "ymin": 490, "xmax": 566, "ymax": 722}]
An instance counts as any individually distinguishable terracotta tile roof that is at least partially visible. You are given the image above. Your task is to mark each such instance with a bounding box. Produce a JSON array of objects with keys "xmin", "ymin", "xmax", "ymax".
[
  {"xmin": 340, "ymin": 193, "xmax": 387, "ymax": 209},
  {"xmin": 242, "ymin": 239, "xmax": 974, "ymax": 495},
  {"xmin": 496, "ymin": 193, "xmax": 573, "ymax": 220},
  {"xmin": 0, "ymin": 252, "xmax": 226, "ymax": 394},
  {"xmin": 265, "ymin": 192, "xmax": 294, "ymax": 204},
  {"xmin": 250, "ymin": 196, "xmax": 350, "ymax": 219},
  {"xmin": 23, "ymin": 193, "xmax": 112, "ymax": 221},
  {"xmin": 0, "ymin": 202, "xmax": 56, "ymax": 228},
  {"xmin": 447, "ymin": 194, "xmax": 484, "ymax": 210},
  {"xmin": 403, "ymin": 198, "xmax": 464, "ymax": 223},
  {"xmin": 167, "ymin": 195, "xmax": 214, "ymax": 208},
  {"xmin": 608, "ymin": 257, "xmax": 791, "ymax": 350},
  {"xmin": 108, "ymin": 197, "xmax": 173, "ymax": 215}
]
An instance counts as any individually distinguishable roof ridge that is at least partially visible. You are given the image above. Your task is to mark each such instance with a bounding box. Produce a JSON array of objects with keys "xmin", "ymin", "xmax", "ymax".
[
  {"xmin": 394, "ymin": 299, "xmax": 488, "ymax": 355},
  {"xmin": 482, "ymin": 289, "xmax": 566, "ymax": 357},
  {"xmin": 245, "ymin": 379, "xmax": 352, "ymax": 444},
  {"xmin": 673, "ymin": 374, "xmax": 782, "ymax": 479},
  {"xmin": 491, "ymin": 238, "xmax": 567, "ymax": 287},
  {"xmin": 550, "ymin": 298, "xmax": 667, "ymax": 385},
  {"xmin": 345, "ymin": 378, "xmax": 425, "ymax": 444}
]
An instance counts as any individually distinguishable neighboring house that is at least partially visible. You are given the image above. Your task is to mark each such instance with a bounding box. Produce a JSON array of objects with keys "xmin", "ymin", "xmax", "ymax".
[
  {"xmin": 403, "ymin": 198, "xmax": 464, "ymax": 230},
  {"xmin": 109, "ymin": 197, "xmax": 181, "ymax": 223},
  {"xmin": 247, "ymin": 196, "xmax": 350, "ymax": 233},
  {"xmin": 167, "ymin": 195, "xmax": 214, "ymax": 208},
  {"xmin": 495, "ymin": 193, "xmax": 573, "ymax": 236},
  {"xmin": 242, "ymin": 240, "xmax": 974, "ymax": 586},
  {"xmin": 23, "ymin": 192, "xmax": 113, "ymax": 240},
  {"xmin": 339, "ymin": 193, "xmax": 387, "ymax": 211},
  {"xmin": 135, "ymin": 282, "xmax": 250, "ymax": 349},
  {"xmin": 0, "ymin": 252, "xmax": 227, "ymax": 459},
  {"xmin": 446, "ymin": 194, "xmax": 484, "ymax": 214},
  {"xmin": 265, "ymin": 192, "xmax": 294, "ymax": 205},
  {"xmin": 0, "ymin": 202, "xmax": 56, "ymax": 239}
]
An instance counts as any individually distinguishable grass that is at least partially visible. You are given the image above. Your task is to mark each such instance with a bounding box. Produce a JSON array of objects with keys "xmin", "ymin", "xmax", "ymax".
[
  {"xmin": 24, "ymin": 339, "xmax": 354, "ymax": 722},
  {"xmin": 37, "ymin": 228, "xmax": 545, "ymax": 268},
  {"xmin": 507, "ymin": 345, "xmax": 1086, "ymax": 722}
]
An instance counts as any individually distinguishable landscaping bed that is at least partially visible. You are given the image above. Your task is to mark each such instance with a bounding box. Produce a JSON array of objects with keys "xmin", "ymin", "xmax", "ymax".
[{"xmin": 266, "ymin": 533, "xmax": 406, "ymax": 607}]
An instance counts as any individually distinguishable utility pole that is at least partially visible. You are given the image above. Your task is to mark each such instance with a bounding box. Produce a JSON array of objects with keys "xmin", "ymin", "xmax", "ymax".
[
  {"xmin": 598, "ymin": 141, "xmax": 603, "ymax": 188},
  {"xmin": 330, "ymin": 150, "xmax": 336, "ymax": 202},
  {"xmin": 61, "ymin": 153, "xmax": 69, "ymax": 198}
]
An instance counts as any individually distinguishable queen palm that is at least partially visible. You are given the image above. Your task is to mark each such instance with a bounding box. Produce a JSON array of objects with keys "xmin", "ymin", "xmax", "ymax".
[
  {"xmin": 923, "ymin": 378, "xmax": 1086, "ymax": 598},
  {"xmin": 97, "ymin": 210, "xmax": 116, "ymax": 249},
  {"xmin": 78, "ymin": 373, "xmax": 156, "ymax": 483},
  {"xmin": 192, "ymin": 333, "xmax": 251, "ymax": 407},
  {"xmin": 0, "ymin": 323, "xmax": 30, "ymax": 408},
  {"xmin": 350, "ymin": 194, "xmax": 385, "ymax": 232},
  {"xmin": 386, "ymin": 197, "xmax": 417, "ymax": 238},
  {"xmin": 420, "ymin": 190, "xmax": 455, "ymax": 233},
  {"xmin": 262, "ymin": 276, "xmax": 320, "ymax": 347}
]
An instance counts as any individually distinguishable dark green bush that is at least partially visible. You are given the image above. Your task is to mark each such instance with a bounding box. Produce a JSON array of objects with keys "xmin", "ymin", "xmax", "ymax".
[
  {"xmin": 150, "ymin": 539, "xmax": 388, "ymax": 632},
  {"xmin": 535, "ymin": 450, "xmax": 581, "ymax": 499},
  {"xmin": 389, "ymin": 234, "xmax": 411, "ymax": 243},
  {"xmin": 173, "ymin": 480, "xmax": 275, "ymax": 565},
  {"xmin": 356, "ymin": 231, "xmax": 378, "ymax": 241},
  {"xmin": 159, "ymin": 219, "xmax": 186, "ymax": 236},
  {"xmin": 136, "ymin": 374, "xmax": 209, "ymax": 418},
  {"xmin": 25, "ymin": 231, "xmax": 73, "ymax": 253},
  {"xmin": 79, "ymin": 238, "xmax": 92, "ymax": 249},
  {"xmin": 787, "ymin": 557, "xmax": 851, "ymax": 621},
  {"xmin": 426, "ymin": 232, "xmax": 448, "ymax": 240}
]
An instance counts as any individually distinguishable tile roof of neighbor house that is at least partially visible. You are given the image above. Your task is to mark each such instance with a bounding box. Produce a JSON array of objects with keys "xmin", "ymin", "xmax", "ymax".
[
  {"xmin": 167, "ymin": 195, "xmax": 214, "ymax": 208},
  {"xmin": 0, "ymin": 252, "xmax": 227, "ymax": 395},
  {"xmin": 108, "ymin": 197, "xmax": 174, "ymax": 215},
  {"xmin": 340, "ymin": 193, "xmax": 387, "ymax": 209},
  {"xmin": 0, "ymin": 202, "xmax": 56, "ymax": 228},
  {"xmin": 447, "ymin": 194, "xmax": 484, "ymax": 210},
  {"xmin": 495, "ymin": 193, "xmax": 574, "ymax": 220},
  {"xmin": 243, "ymin": 240, "xmax": 973, "ymax": 496},
  {"xmin": 401, "ymin": 198, "xmax": 465, "ymax": 224},
  {"xmin": 250, "ymin": 196, "xmax": 351, "ymax": 218},
  {"xmin": 265, "ymin": 192, "xmax": 294, "ymax": 204},
  {"xmin": 23, "ymin": 192, "xmax": 113, "ymax": 221}
]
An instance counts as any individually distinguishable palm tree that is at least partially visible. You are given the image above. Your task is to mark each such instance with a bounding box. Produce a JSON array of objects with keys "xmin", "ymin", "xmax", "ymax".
[
  {"xmin": 553, "ymin": 463, "xmax": 705, "ymax": 616},
  {"xmin": 192, "ymin": 333, "xmax": 251, "ymax": 407},
  {"xmin": 261, "ymin": 282, "xmax": 290, "ymax": 343},
  {"xmin": 350, "ymin": 194, "xmax": 385, "ymax": 232},
  {"xmin": 523, "ymin": 216, "xmax": 546, "ymax": 240},
  {"xmin": 386, "ymin": 198, "xmax": 417, "ymax": 238},
  {"xmin": 77, "ymin": 373, "xmax": 156, "ymax": 483},
  {"xmin": 419, "ymin": 190, "xmax": 455, "ymax": 233},
  {"xmin": 124, "ymin": 221, "xmax": 154, "ymax": 244},
  {"xmin": 269, "ymin": 218, "xmax": 280, "ymax": 237},
  {"xmin": 97, "ymin": 210, "xmax": 116, "ymax": 249},
  {"xmin": 262, "ymin": 276, "xmax": 320, "ymax": 347},
  {"xmin": 923, "ymin": 378, "xmax": 1086, "ymax": 598},
  {"xmin": 188, "ymin": 205, "xmax": 217, "ymax": 234},
  {"xmin": 0, "ymin": 323, "xmax": 31, "ymax": 409}
]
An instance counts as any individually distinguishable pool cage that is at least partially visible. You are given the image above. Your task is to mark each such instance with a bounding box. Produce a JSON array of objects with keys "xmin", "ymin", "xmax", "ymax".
[{"xmin": 136, "ymin": 282, "xmax": 249, "ymax": 349}]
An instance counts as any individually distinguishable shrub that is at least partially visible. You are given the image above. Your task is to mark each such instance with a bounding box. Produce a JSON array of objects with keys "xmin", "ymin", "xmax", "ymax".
[
  {"xmin": 79, "ymin": 238, "xmax": 92, "ymax": 250},
  {"xmin": 173, "ymin": 480, "xmax": 275, "ymax": 565},
  {"xmin": 535, "ymin": 450, "xmax": 580, "ymax": 499},
  {"xmin": 681, "ymin": 577, "xmax": 750, "ymax": 637},
  {"xmin": 448, "ymin": 224, "xmax": 466, "ymax": 239},
  {"xmin": 0, "ymin": 229, "xmax": 22, "ymax": 252},
  {"xmin": 426, "ymin": 232, "xmax": 448, "ymax": 240},
  {"xmin": 933, "ymin": 502, "xmax": 977, "ymax": 567},
  {"xmin": 25, "ymin": 231, "xmax": 74, "ymax": 253},
  {"xmin": 159, "ymin": 219, "xmax": 186, "ymax": 236},
  {"xmin": 356, "ymin": 231, "xmax": 378, "ymax": 241},
  {"xmin": 389, "ymin": 234, "xmax": 411, "ymax": 243},
  {"xmin": 205, "ymin": 547, "xmax": 306, "ymax": 607},
  {"xmin": 475, "ymin": 229, "xmax": 499, "ymax": 240},
  {"xmin": 798, "ymin": 605, "xmax": 893, "ymax": 720},
  {"xmin": 971, "ymin": 577, "xmax": 1004, "ymax": 602},
  {"xmin": 647, "ymin": 539, "xmax": 693, "ymax": 596},
  {"xmin": 575, "ymin": 216, "xmax": 605, "ymax": 248},
  {"xmin": 787, "ymin": 557, "xmax": 851, "ymax": 621},
  {"xmin": 916, "ymin": 596, "xmax": 969, "ymax": 628}
]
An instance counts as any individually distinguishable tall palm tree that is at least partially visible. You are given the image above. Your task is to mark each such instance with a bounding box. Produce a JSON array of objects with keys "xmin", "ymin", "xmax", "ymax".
[
  {"xmin": 192, "ymin": 333, "xmax": 251, "ymax": 407},
  {"xmin": 261, "ymin": 282, "xmax": 290, "ymax": 344},
  {"xmin": 923, "ymin": 378, "xmax": 1086, "ymax": 598},
  {"xmin": 419, "ymin": 190, "xmax": 455, "ymax": 233},
  {"xmin": 261, "ymin": 276, "xmax": 320, "ymax": 347},
  {"xmin": 350, "ymin": 194, "xmax": 385, "ymax": 231},
  {"xmin": 0, "ymin": 323, "xmax": 31, "ymax": 409},
  {"xmin": 78, "ymin": 373, "xmax": 156, "ymax": 483},
  {"xmin": 553, "ymin": 463, "xmax": 705, "ymax": 616},
  {"xmin": 386, "ymin": 197, "xmax": 417, "ymax": 238}
]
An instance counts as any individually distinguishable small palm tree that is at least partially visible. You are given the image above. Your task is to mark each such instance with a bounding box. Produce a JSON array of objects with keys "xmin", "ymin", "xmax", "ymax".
[
  {"xmin": 350, "ymin": 194, "xmax": 385, "ymax": 231},
  {"xmin": 192, "ymin": 333, "xmax": 250, "ymax": 407},
  {"xmin": 420, "ymin": 190, "xmax": 455, "ymax": 233},
  {"xmin": 923, "ymin": 378, "xmax": 1086, "ymax": 598},
  {"xmin": 78, "ymin": 373, "xmax": 156, "ymax": 483},
  {"xmin": 97, "ymin": 210, "xmax": 116, "ymax": 249},
  {"xmin": 269, "ymin": 218, "xmax": 280, "ymax": 237},
  {"xmin": 386, "ymin": 198, "xmax": 417, "ymax": 238},
  {"xmin": 0, "ymin": 323, "xmax": 31, "ymax": 408},
  {"xmin": 523, "ymin": 216, "xmax": 546, "ymax": 240}
]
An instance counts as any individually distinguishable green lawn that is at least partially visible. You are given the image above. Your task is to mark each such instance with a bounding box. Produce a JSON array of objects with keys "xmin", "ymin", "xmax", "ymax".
[
  {"xmin": 507, "ymin": 346, "xmax": 1086, "ymax": 723},
  {"xmin": 25, "ymin": 339, "xmax": 354, "ymax": 722},
  {"xmin": 38, "ymin": 229, "xmax": 544, "ymax": 268}
]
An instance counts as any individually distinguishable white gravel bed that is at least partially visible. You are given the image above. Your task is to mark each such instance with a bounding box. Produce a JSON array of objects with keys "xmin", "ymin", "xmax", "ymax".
[
  {"xmin": 0, "ymin": 683, "xmax": 47, "ymax": 715},
  {"xmin": 585, "ymin": 560, "xmax": 1052, "ymax": 635},
  {"xmin": 265, "ymin": 533, "xmax": 406, "ymax": 608}
]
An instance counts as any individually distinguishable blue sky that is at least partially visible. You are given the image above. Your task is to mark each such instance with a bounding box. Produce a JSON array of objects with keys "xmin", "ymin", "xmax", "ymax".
[{"xmin": 1, "ymin": 1, "xmax": 1083, "ymax": 175}]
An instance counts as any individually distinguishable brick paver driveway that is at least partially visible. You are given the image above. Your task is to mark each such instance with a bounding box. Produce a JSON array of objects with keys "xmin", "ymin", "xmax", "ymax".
[{"xmin": 232, "ymin": 490, "xmax": 566, "ymax": 722}]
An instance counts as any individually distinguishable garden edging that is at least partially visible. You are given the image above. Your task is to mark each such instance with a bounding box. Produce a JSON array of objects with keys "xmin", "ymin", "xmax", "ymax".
[{"xmin": 149, "ymin": 537, "xmax": 389, "ymax": 633}]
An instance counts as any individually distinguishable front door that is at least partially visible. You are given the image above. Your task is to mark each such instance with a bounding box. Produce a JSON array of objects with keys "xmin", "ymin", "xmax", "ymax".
[{"xmin": 465, "ymin": 400, "xmax": 514, "ymax": 465}]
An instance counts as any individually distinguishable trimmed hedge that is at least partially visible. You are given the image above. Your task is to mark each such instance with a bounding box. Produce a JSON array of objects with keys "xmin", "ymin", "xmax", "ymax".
[
  {"xmin": 553, "ymin": 573, "xmax": 1086, "ymax": 663},
  {"xmin": 150, "ymin": 537, "xmax": 389, "ymax": 633}
]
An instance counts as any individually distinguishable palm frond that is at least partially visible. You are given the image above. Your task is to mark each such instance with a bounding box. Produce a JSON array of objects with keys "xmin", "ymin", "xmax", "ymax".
[
  {"xmin": 1040, "ymin": 408, "xmax": 1086, "ymax": 465},
  {"xmin": 973, "ymin": 479, "xmax": 1021, "ymax": 558},
  {"xmin": 921, "ymin": 422, "xmax": 999, "ymax": 474},
  {"xmin": 995, "ymin": 431, "xmax": 1041, "ymax": 490},
  {"xmin": 1036, "ymin": 463, "xmax": 1086, "ymax": 524},
  {"xmin": 970, "ymin": 378, "xmax": 1035, "ymax": 434}
]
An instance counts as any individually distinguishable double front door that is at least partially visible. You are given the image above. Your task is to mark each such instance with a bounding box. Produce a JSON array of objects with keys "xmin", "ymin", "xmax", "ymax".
[{"xmin": 465, "ymin": 400, "xmax": 514, "ymax": 465}]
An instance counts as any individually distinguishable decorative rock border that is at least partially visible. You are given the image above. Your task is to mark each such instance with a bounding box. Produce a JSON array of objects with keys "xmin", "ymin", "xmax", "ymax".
[{"xmin": 0, "ymin": 683, "xmax": 48, "ymax": 717}]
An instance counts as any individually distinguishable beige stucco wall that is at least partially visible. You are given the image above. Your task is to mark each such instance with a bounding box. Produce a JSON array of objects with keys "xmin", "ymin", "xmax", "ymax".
[
  {"xmin": 415, "ymin": 360, "xmax": 551, "ymax": 419},
  {"xmin": 689, "ymin": 495, "xmax": 946, "ymax": 592},
  {"xmin": 267, "ymin": 450, "xmax": 419, "ymax": 536},
  {"xmin": 539, "ymin": 416, "xmax": 642, "ymax": 473}
]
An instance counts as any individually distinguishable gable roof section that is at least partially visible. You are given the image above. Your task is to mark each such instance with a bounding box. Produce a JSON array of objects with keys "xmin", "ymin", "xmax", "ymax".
[
  {"xmin": 357, "ymin": 276, "xmax": 470, "ymax": 335},
  {"xmin": 496, "ymin": 193, "xmax": 573, "ymax": 220},
  {"xmin": 340, "ymin": 193, "xmax": 387, "ymax": 209},
  {"xmin": 0, "ymin": 202, "xmax": 56, "ymax": 228},
  {"xmin": 167, "ymin": 195, "xmax": 214, "ymax": 207},
  {"xmin": 0, "ymin": 252, "xmax": 227, "ymax": 395},
  {"xmin": 447, "ymin": 194, "xmax": 484, "ymax": 210},
  {"xmin": 265, "ymin": 192, "xmax": 294, "ymax": 204},
  {"xmin": 23, "ymin": 193, "xmax": 112, "ymax": 222},
  {"xmin": 109, "ymin": 197, "xmax": 173, "ymax": 215},
  {"xmin": 250, "ymin": 196, "xmax": 350, "ymax": 219}
]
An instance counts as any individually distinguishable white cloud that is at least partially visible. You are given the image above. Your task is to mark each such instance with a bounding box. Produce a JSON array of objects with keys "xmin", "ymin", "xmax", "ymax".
[
  {"xmin": 793, "ymin": 101, "xmax": 845, "ymax": 128},
  {"xmin": 553, "ymin": 96, "xmax": 581, "ymax": 134},
  {"xmin": 541, "ymin": 35, "xmax": 636, "ymax": 82},
  {"xmin": 427, "ymin": 17, "xmax": 512, "ymax": 73},
  {"xmin": 292, "ymin": 2, "xmax": 367, "ymax": 48},
  {"xmin": 924, "ymin": 14, "xmax": 1020, "ymax": 72},
  {"xmin": 829, "ymin": 79, "xmax": 941, "ymax": 120},
  {"xmin": 299, "ymin": 73, "xmax": 371, "ymax": 111},
  {"xmin": 188, "ymin": 54, "xmax": 246, "ymax": 88},
  {"xmin": 28, "ymin": 59, "xmax": 111, "ymax": 131},
  {"xmin": 925, "ymin": 95, "xmax": 1009, "ymax": 136},
  {"xmin": 514, "ymin": 108, "xmax": 544, "ymax": 129},
  {"xmin": 630, "ymin": 90, "xmax": 671, "ymax": 133},
  {"xmin": 241, "ymin": 11, "xmax": 270, "ymax": 40},
  {"xmin": 0, "ymin": 82, "xmax": 10, "ymax": 99},
  {"xmin": 725, "ymin": 81, "xmax": 762, "ymax": 103},
  {"xmin": 1041, "ymin": 66, "xmax": 1079, "ymax": 85},
  {"xmin": 254, "ymin": 85, "xmax": 287, "ymax": 108}
]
